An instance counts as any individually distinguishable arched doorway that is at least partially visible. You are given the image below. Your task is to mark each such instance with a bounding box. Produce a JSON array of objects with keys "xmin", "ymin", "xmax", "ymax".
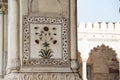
[{"xmin": 87, "ymin": 44, "xmax": 119, "ymax": 80}]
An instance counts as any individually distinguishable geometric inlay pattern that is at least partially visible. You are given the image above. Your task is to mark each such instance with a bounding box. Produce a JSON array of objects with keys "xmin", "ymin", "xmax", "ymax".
[{"xmin": 22, "ymin": 16, "xmax": 70, "ymax": 67}]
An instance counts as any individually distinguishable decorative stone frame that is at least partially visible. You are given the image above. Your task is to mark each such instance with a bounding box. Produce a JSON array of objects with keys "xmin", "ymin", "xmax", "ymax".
[{"xmin": 22, "ymin": 16, "xmax": 70, "ymax": 67}]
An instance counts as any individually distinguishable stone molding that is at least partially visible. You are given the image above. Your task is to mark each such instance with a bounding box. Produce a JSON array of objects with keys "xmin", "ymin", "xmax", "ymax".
[
  {"xmin": 81, "ymin": 58, "xmax": 88, "ymax": 62},
  {"xmin": 5, "ymin": 72, "xmax": 82, "ymax": 80},
  {"xmin": 6, "ymin": 58, "xmax": 20, "ymax": 74}
]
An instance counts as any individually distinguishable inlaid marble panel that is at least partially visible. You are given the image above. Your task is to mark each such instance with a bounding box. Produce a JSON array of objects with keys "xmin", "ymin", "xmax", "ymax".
[
  {"xmin": 22, "ymin": 16, "xmax": 70, "ymax": 67},
  {"xmin": 30, "ymin": 24, "xmax": 62, "ymax": 59}
]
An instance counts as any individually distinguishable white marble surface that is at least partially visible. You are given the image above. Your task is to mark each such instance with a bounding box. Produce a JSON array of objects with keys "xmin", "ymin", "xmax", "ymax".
[
  {"xmin": 30, "ymin": 24, "xmax": 62, "ymax": 59},
  {"xmin": 0, "ymin": 9, "xmax": 3, "ymax": 76},
  {"xmin": 7, "ymin": 0, "xmax": 20, "ymax": 73}
]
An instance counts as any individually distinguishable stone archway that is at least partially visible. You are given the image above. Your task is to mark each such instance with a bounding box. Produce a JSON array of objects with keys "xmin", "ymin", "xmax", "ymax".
[
  {"xmin": 87, "ymin": 44, "xmax": 119, "ymax": 80},
  {"xmin": 78, "ymin": 22, "xmax": 120, "ymax": 80}
]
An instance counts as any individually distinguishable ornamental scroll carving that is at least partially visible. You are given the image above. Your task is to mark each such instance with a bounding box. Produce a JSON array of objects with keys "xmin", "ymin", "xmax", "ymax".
[
  {"xmin": 22, "ymin": 16, "xmax": 70, "ymax": 67},
  {"xmin": 5, "ymin": 73, "xmax": 81, "ymax": 80}
]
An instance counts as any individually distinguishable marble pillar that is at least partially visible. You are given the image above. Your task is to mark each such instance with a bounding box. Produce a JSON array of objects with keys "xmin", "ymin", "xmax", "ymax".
[
  {"xmin": 70, "ymin": 0, "xmax": 79, "ymax": 70},
  {"xmin": 82, "ymin": 58, "xmax": 88, "ymax": 80},
  {"xmin": 0, "ymin": 7, "xmax": 4, "ymax": 77},
  {"xmin": 6, "ymin": 0, "xmax": 20, "ymax": 74},
  {"xmin": 4, "ymin": 9, "xmax": 8, "ymax": 77}
]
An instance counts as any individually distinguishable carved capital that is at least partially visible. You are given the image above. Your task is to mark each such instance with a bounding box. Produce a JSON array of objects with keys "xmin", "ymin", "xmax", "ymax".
[
  {"xmin": 6, "ymin": 58, "xmax": 20, "ymax": 74},
  {"xmin": 71, "ymin": 59, "xmax": 79, "ymax": 71},
  {"xmin": 81, "ymin": 58, "xmax": 88, "ymax": 62},
  {"xmin": 2, "ymin": 5, "xmax": 8, "ymax": 13},
  {"xmin": 0, "ymin": 3, "xmax": 8, "ymax": 13}
]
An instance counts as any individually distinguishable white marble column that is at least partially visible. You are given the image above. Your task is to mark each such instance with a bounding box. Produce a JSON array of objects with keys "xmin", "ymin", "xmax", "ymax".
[
  {"xmin": 6, "ymin": 0, "xmax": 20, "ymax": 73},
  {"xmin": 70, "ymin": 0, "xmax": 79, "ymax": 70},
  {"xmin": 4, "ymin": 8, "xmax": 8, "ymax": 77},
  {"xmin": 0, "ymin": 7, "xmax": 4, "ymax": 76},
  {"xmin": 82, "ymin": 58, "xmax": 88, "ymax": 80},
  {"xmin": 80, "ymin": 39, "xmax": 89, "ymax": 80}
]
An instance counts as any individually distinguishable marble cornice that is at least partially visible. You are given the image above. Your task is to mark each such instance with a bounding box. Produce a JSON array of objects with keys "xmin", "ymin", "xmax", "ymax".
[{"xmin": 0, "ymin": 2, "xmax": 8, "ymax": 13}]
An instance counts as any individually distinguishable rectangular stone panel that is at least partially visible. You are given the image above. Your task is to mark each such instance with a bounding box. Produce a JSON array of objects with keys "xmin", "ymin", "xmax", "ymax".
[
  {"xmin": 22, "ymin": 16, "xmax": 70, "ymax": 67},
  {"xmin": 22, "ymin": 0, "xmax": 69, "ymax": 18},
  {"xmin": 30, "ymin": 24, "xmax": 62, "ymax": 59}
]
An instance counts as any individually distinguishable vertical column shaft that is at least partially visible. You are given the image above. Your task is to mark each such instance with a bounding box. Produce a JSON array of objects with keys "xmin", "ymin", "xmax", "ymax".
[
  {"xmin": 70, "ymin": 0, "xmax": 77, "ymax": 60},
  {"xmin": 7, "ymin": 0, "xmax": 20, "ymax": 73},
  {"xmin": 80, "ymin": 39, "xmax": 89, "ymax": 80},
  {"xmin": 0, "ymin": 9, "xmax": 4, "ymax": 76},
  {"xmin": 70, "ymin": 0, "xmax": 79, "ymax": 71},
  {"xmin": 4, "ymin": 11, "xmax": 8, "ymax": 75},
  {"xmin": 82, "ymin": 61, "xmax": 87, "ymax": 80}
]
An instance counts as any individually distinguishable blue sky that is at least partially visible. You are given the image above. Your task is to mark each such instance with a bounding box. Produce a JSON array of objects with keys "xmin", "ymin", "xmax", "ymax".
[{"xmin": 77, "ymin": 0, "xmax": 120, "ymax": 23}]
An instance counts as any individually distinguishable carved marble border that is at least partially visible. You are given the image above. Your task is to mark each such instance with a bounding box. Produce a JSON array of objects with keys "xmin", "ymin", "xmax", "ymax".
[
  {"xmin": 5, "ymin": 72, "xmax": 81, "ymax": 80},
  {"xmin": 22, "ymin": 16, "xmax": 70, "ymax": 67}
]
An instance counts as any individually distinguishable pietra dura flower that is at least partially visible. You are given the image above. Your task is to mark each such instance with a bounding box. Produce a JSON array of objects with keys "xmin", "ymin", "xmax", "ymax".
[
  {"xmin": 53, "ymin": 40, "xmax": 57, "ymax": 44},
  {"xmin": 34, "ymin": 26, "xmax": 58, "ymax": 59},
  {"xmin": 44, "ymin": 26, "xmax": 49, "ymax": 31},
  {"xmin": 35, "ymin": 39, "xmax": 39, "ymax": 44}
]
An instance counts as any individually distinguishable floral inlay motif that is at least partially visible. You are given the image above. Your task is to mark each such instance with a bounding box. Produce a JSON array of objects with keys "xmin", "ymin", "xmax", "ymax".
[{"xmin": 34, "ymin": 26, "xmax": 58, "ymax": 59}]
